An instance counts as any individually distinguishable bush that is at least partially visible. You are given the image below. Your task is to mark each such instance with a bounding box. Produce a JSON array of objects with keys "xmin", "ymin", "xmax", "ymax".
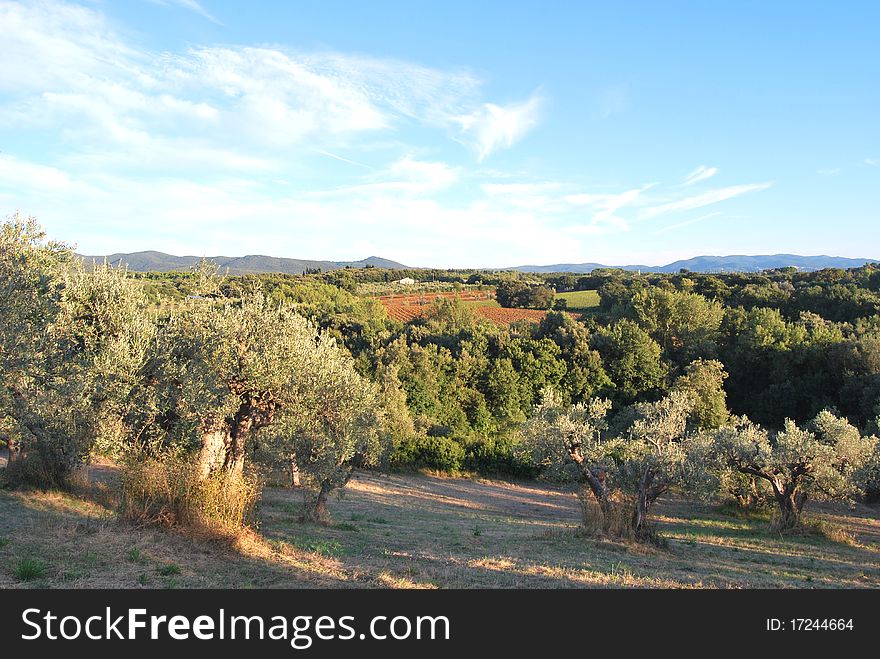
[
  {"xmin": 391, "ymin": 435, "xmax": 466, "ymax": 472},
  {"xmin": 2, "ymin": 450, "xmax": 78, "ymax": 490},
  {"xmin": 577, "ymin": 490, "xmax": 637, "ymax": 540},
  {"xmin": 118, "ymin": 453, "xmax": 261, "ymax": 538},
  {"xmin": 391, "ymin": 434, "xmax": 536, "ymax": 478},
  {"xmin": 462, "ymin": 436, "xmax": 536, "ymax": 478}
]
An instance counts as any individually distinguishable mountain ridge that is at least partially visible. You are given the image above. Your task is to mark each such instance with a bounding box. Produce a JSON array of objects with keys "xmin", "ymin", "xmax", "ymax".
[
  {"xmin": 79, "ymin": 251, "xmax": 879, "ymax": 275},
  {"xmin": 79, "ymin": 252, "xmax": 409, "ymax": 275},
  {"xmin": 505, "ymin": 254, "xmax": 878, "ymax": 273}
]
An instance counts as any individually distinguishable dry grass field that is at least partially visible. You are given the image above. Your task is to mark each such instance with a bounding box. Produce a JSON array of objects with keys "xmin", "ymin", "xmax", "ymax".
[{"xmin": 2, "ymin": 462, "xmax": 879, "ymax": 589}]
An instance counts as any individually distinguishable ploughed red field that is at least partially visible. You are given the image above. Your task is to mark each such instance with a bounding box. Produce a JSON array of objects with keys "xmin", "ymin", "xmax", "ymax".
[{"xmin": 377, "ymin": 290, "xmax": 575, "ymax": 326}]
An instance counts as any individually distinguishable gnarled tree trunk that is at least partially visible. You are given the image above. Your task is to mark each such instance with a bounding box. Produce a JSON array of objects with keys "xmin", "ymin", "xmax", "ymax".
[
  {"xmin": 197, "ymin": 396, "xmax": 277, "ymax": 478},
  {"xmin": 770, "ymin": 481, "xmax": 806, "ymax": 532}
]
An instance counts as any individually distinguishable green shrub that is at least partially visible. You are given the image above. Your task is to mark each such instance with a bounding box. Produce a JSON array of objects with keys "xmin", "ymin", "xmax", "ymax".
[
  {"xmin": 391, "ymin": 435, "xmax": 466, "ymax": 472},
  {"xmin": 462, "ymin": 436, "xmax": 536, "ymax": 478}
]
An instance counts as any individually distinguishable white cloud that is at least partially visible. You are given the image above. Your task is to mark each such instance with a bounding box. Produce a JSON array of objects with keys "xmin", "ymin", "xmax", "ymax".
[
  {"xmin": 817, "ymin": 168, "xmax": 841, "ymax": 176},
  {"xmin": 0, "ymin": 0, "xmax": 521, "ymax": 173},
  {"xmin": 454, "ymin": 94, "xmax": 542, "ymax": 161},
  {"xmin": 149, "ymin": 0, "xmax": 222, "ymax": 25},
  {"xmin": 681, "ymin": 165, "xmax": 718, "ymax": 186},
  {"xmin": 865, "ymin": 158, "xmax": 879, "ymax": 166},
  {"xmin": 0, "ymin": 154, "xmax": 588, "ymax": 267},
  {"xmin": 565, "ymin": 184, "xmax": 656, "ymax": 228},
  {"xmin": 640, "ymin": 182, "xmax": 772, "ymax": 219}
]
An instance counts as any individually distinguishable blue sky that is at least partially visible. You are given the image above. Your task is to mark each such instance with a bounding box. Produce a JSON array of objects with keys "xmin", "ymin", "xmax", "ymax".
[{"xmin": 1, "ymin": 0, "xmax": 878, "ymax": 267}]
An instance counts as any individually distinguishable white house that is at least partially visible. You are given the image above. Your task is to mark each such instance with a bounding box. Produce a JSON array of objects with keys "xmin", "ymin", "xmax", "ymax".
[{"xmin": 396, "ymin": 277, "xmax": 416, "ymax": 286}]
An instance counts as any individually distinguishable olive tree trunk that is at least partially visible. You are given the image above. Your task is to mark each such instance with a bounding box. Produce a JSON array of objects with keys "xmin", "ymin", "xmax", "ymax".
[{"xmin": 197, "ymin": 399, "xmax": 276, "ymax": 478}]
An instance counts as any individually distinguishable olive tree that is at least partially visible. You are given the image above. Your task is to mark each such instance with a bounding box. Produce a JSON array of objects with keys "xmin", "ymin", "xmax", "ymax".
[
  {"xmin": 267, "ymin": 352, "xmax": 388, "ymax": 522},
  {"xmin": 520, "ymin": 390, "xmax": 618, "ymax": 526},
  {"xmin": 1, "ymin": 215, "xmax": 148, "ymax": 485},
  {"xmin": 614, "ymin": 390, "xmax": 693, "ymax": 537},
  {"xmin": 704, "ymin": 412, "xmax": 876, "ymax": 530},
  {"xmin": 136, "ymin": 288, "xmax": 389, "ymax": 520},
  {"xmin": 522, "ymin": 389, "xmax": 694, "ymax": 541},
  {"xmin": 0, "ymin": 215, "xmax": 69, "ymax": 469}
]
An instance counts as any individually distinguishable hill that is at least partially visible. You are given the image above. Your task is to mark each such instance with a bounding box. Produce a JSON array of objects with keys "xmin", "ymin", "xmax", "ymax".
[
  {"xmin": 79, "ymin": 252, "xmax": 409, "ymax": 275},
  {"xmin": 508, "ymin": 254, "xmax": 878, "ymax": 274},
  {"xmin": 80, "ymin": 251, "xmax": 878, "ymax": 275}
]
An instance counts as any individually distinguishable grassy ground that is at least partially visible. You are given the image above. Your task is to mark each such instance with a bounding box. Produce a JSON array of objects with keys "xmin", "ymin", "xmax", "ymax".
[
  {"xmin": 2, "ymin": 468, "xmax": 879, "ymax": 588},
  {"xmin": 554, "ymin": 289, "xmax": 600, "ymax": 312}
]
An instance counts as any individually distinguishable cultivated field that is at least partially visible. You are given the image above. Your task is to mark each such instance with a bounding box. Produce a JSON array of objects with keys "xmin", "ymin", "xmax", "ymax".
[
  {"xmin": 378, "ymin": 289, "xmax": 586, "ymax": 326},
  {"xmin": 555, "ymin": 289, "xmax": 601, "ymax": 312},
  {"xmin": 2, "ymin": 466, "xmax": 878, "ymax": 589}
]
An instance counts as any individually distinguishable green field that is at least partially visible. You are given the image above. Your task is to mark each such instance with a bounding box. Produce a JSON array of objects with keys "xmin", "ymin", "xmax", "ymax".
[{"xmin": 555, "ymin": 289, "xmax": 600, "ymax": 311}]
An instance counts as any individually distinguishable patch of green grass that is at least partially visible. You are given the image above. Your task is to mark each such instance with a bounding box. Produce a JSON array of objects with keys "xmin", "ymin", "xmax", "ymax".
[
  {"xmin": 295, "ymin": 539, "xmax": 345, "ymax": 557},
  {"xmin": 349, "ymin": 513, "xmax": 366, "ymax": 521},
  {"xmin": 137, "ymin": 573, "xmax": 150, "ymax": 586},
  {"xmin": 555, "ymin": 290, "xmax": 600, "ymax": 311},
  {"xmin": 157, "ymin": 562, "xmax": 181, "ymax": 576},
  {"xmin": 367, "ymin": 516, "xmax": 389, "ymax": 524},
  {"xmin": 0, "ymin": 537, "xmax": 9, "ymax": 548},
  {"xmin": 15, "ymin": 557, "xmax": 47, "ymax": 582},
  {"xmin": 82, "ymin": 550, "xmax": 99, "ymax": 567},
  {"xmin": 333, "ymin": 522, "xmax": 360, "ymax": 532},
  {"xmin": 127, "ymin": 548, "xmax": 145, "ymax": 563}
]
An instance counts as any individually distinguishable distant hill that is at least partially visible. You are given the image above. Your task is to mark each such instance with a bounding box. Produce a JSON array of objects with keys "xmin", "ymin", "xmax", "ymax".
[
  {"xmin": 80, "ymin": 250, "xmax": 878, "ymax": 276},
  {"xmin": 79, "ymin": 251, "xmax": 409, "ymax": 275},
  {"xmin": 507, "ymin": 254, "xmax": 879, "ymax": 274}
]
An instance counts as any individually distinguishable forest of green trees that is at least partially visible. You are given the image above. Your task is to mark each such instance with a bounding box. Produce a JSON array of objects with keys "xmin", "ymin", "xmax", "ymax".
[{"xmin": 3, "ymin": 214, "xmax": 880, "ymax": 541}]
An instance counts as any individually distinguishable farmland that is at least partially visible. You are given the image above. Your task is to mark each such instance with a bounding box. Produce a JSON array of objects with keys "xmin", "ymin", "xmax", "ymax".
[
  {"xmin": 555, "ymin": 289, "xmax": 601, "ymax": 312},
  {"xmin": 376, "ymin": 288, "xmax": 584, "ymax": 326}
]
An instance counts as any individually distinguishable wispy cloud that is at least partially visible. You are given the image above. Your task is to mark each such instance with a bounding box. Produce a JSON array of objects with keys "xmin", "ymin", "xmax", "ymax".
[
  {"xmin": 655, "ymin": 212, "xmax": 722, "ymax": 234},
  {"xmin": 817, "ymin": 168, "xmax": 841, "ymax": 176},
  {"xmin": 595, "ymin": 84, "xmax": 628, "ymax": 119},
  {"xmin": 640, "ymin": 182, "xmax": 772, "ymax": 219},
  {"xmin": 454, "ymin": 94, "xmax": 542, "ymax": 161},
  {"xmin": 148, "ymin": 0, "xmax": 222, "ymax": 25},
  {"xmin": 866, "ymin": 158, "xmax": 879, "ymax": 166},
  {"xmin": 681, "ymin": 165, "xmax": 718, "ymax": 186},
  {"xmin": 0, "ymin": 0, "xmax": 533, "ymax": 171},
  {"xmin": 566, "ymin": 184, "xmax": 656, "ymax": 229}
]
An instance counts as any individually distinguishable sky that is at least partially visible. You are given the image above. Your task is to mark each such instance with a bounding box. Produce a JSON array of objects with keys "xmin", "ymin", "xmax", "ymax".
[{"xmin": 0, "ymin": 0, "xmax": 878, "ymax": 268}]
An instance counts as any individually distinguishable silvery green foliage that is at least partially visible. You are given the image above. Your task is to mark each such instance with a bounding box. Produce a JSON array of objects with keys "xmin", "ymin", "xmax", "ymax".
[
  {"xmin": 140, "ymin": 286, "xmax": 388, "ymax": 500},
  {"xmin": 519, "ymin": 388, "xmax": 617, "ymax": 484},
  {"xmin": 613, "ymin": 390, "xmax": 693, "ymax": 495},
  {"xmin": 270, "ymin": 349, "xmax": 386, "ymax": 495},
  {"xmin": 702, "ymin": 410, "xmax": 876, "ymax": 527},
  {"xmin": 682, "ymin": 417, "xmax": 767, "ymax": 503},
  {"xmin": 54, "ymin": 259, "xmax": 157, "ymax": 455},
  {"xmin": 1, "ymin": 215, "xmax": 150, "ymax": 482},
  {"xmin": 0, "ymin": 214, "xmax": 68, "ymax": 400}
]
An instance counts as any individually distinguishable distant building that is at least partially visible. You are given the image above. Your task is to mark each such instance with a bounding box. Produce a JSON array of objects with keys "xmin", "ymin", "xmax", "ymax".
[{"xmin": 396, "ymin": 277, "xmax": 416, "ymax": 286}]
